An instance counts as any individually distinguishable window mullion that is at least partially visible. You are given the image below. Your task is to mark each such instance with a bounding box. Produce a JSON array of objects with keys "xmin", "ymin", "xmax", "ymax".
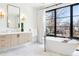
[
  {"xmin": 70, "ymin": 5, "xmax": 73, "ymax": 38},
  {"xmin": 54, "ymin": 9, "xmax": 56, "ymax": 36}
]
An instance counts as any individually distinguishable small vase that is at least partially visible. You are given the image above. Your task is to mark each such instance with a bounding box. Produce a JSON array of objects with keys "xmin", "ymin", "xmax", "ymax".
[{"xmin": 21, "ymin": 23, "xmax": 24, "ymax": 32}]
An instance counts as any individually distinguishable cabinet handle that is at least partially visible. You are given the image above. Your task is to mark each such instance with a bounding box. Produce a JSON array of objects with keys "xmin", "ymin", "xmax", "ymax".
[
  {"xmin": 1, "ymin": 40, "xmax": 5, "ymax": 41},
  {"xmin": 17, "ymin": 34, "xmax": 20, "ymax": 38}
]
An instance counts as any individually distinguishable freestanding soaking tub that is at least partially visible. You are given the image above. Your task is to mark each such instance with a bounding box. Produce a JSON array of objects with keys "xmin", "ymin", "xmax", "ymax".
[{"xmin": 46, "ymin": 37, "xmax": 79, "ymax": 56}]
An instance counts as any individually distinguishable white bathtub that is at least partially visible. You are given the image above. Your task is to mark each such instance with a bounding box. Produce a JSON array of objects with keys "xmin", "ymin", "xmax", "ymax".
[{"xmin": 46, "ymin": 37, "xmax": 78, "ymax": 56}]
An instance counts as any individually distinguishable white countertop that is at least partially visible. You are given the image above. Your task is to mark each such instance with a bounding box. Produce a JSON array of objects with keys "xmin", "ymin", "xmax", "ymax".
[
  {"xmin": 0, "ymin": 32, "xmax": 32, "ymax": 36},
  {"xmin": 72, "ymin": 51, "xmax": 79, "ymax": 56}
]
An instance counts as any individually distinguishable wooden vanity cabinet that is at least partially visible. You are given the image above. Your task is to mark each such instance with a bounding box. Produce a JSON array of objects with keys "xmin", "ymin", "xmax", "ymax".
[
  {"xmin": 0, "ymin": 33, "xmax": 32, "ymax": 49},
  {"xmin": 18, "ymin": 33, "xmax": 32, "ymax": 44},
  {"xmin": 0, "ymin": 35, "xmax": 11, "ymax": 49},
  {"xmin": 10, "ymin": 33, "xmax": 32, "ymax": 47},
  {"xmin": 10, "ymin": 34, "xmax": 19, "ymax": 47}
]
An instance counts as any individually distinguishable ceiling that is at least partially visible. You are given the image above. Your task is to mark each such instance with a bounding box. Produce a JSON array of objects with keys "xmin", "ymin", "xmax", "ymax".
[
  {"xmin": 0, "ymin": 3, "xmax": 61, "ymax": 10},
  {"xmin": 10, "ymin": 3, "xmax": 58, "ymax": 9}
]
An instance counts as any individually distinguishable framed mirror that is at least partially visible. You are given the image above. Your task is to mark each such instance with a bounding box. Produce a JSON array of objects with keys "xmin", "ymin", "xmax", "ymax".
[{"xmin": 7, "ymin": 4, "xmax": 20, "ymax": 28}]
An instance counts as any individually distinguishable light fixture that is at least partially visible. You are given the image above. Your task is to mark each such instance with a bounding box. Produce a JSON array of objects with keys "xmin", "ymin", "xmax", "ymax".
[
  {"xmin": 20, "ymin": 14, "xmax": 26, "ymax": 22},
  {"xmin": 0, "ymin": 9, "xmax": 5, "ymax": 18}
]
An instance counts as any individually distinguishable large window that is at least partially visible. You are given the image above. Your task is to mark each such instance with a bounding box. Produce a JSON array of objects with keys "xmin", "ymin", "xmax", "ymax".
[
  {"xmin": 46, "ymin": 3, "xmax": 79, "ymax": 39},
  {"xmin": 73, "ymin": 5, "xmax": 79, "ymax": 37},
  {"xmin": 56, "ymin": 7, "xmax": 70, "ymax": 37},
  {"xmin": 46, "ymin": 11, "xmax": 55, "ymax": 36}
]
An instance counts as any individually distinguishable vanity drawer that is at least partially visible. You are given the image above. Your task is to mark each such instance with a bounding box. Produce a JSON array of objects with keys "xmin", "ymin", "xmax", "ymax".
[
  {"xmin": 19, "ymin": 33, "xmax": 27, "ymax": 39},
  {"xmin": 18, "ymin": 33, "xmax": 32, "ymax": 44},
  {"xmin": 0, "ymin": 38, "xmax": 11, "ymax": 48},
  {"xmin": 10, "ymin": 34, "xmax": 18, "ymax": 46},
  {"xmin": 0, "ymin": 33, "xmax": 32, "ymax": 49}
]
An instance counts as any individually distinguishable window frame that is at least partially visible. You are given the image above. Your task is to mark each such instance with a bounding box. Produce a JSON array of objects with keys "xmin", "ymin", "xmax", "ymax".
[
  {"xmin": 46, "ymin": 3, "xmax": 79, "ymax": 40},
  {"xmin": 56, "ymin": 6, "xmax": 70, "ymax": 38},
  {"xmin": 72, "ymin": 4, "xmax": 79, "ymax": 39},
  {"xmin": 46, "ymin": 10, "xmax": 55, "ymax": 36}
]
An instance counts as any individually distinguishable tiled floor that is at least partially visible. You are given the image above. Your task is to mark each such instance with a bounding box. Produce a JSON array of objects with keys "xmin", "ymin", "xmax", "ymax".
[{"xmin": 0, "ymin": 43, "xmax": 62, "ymax": 56}]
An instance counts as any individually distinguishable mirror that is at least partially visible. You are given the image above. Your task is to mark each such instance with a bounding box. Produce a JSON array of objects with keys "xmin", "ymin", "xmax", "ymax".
[{"xmin": 7, "ymin": 4, "xmax": 20, "ymax": 28}]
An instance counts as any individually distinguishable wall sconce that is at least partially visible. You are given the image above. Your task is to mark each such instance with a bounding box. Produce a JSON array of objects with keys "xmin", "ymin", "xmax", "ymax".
[
  {"xmin": 0, "ymin": 9, "xmax": 5, "ymax": 18},
  {"xmin": 20, "ymin": 14, "xmax": 26, "ymax": 22}
]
